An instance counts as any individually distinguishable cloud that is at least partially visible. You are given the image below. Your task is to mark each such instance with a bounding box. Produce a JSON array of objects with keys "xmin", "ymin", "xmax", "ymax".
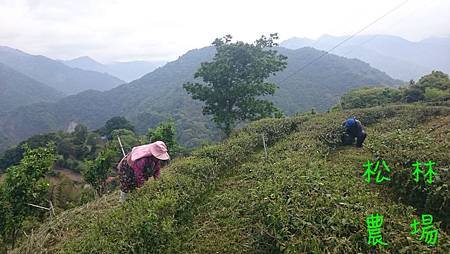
[{"xmin": 0, "ymin": 0, "xmax": 449, "ymax": 62}]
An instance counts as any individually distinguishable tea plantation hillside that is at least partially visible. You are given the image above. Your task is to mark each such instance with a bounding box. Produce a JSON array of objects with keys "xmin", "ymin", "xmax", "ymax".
[{"xmin": 13, "ymin": 104, "xmax": 449, "ymax": 253}]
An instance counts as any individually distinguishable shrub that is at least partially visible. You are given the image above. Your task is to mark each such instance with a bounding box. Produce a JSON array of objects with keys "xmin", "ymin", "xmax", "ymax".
[{"xmin": 340, "ymin": 87, "xmax": 402, "ymax": 109}]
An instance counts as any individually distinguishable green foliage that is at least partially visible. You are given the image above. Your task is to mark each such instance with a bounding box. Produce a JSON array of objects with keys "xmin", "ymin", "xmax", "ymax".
[
  {"xmin": 340, "ymin": 87, "xmax": 402, "ymax": 109},
  {"xmin": 55, "ymin": 157, "xmax": 84, "ymax": 173},
  {"xmin": 79, "ymin": 187, "xmax": 96, "ymax": 204},
  {"xmin": 147, "ymin": 120, "xmax": 179, "ymax": 154},
  {"xmin": 49, "ymin": 177, "xmax": 90, "ymax": 210},
  {"xmin": 403, "ymin": 86, "xmax": 425, "ymax": 103},
  {"xmin": 0, "ymin": 124, "xmax": 106, "ymax": 174},
  {"xmin": 338, "ymin": 71, "xmax": 450, "ymax": 109},
  {"xmin": 416, "ymin": 70, "xmax": 450, "ymax": 91},
  {"xmin": 72, "ymin": 125, "xmax": 88, "ymax": 145},
  {"xmin": 98, "ymin": 116, "xmax": 135, "ymax": 139},
  {"xmin": 85, "ymin": 132, "xmax": 101, "ymax": 159},
  {"xmin": 12, "ymin": 104, "xmax": 450, "ymax": 253},
  {"xmin": 0, "ymin": 133, "xmax": 60, "ymax": 171},
  {"xmin": 72, "ymin": 125, "xmax": 89, "ymax": 160},
  {"xmin": 184, "ymin": 34, "xmax": 287, "ymax": 136},
  {"xmin": 424, "ymin": 87, "xmax": 450, "ymax": 101},
  {"xmin": 82, "ymin": 148, "xmax": 115, "ymax": 196},
  {"xmin": 1, "ymin": 144, "xmax": 55, "ymax": 249},
  {"xmin": 403, "ymin": 70, "xmax": 450, "ymax": 102},
  {"xmin": 0, "ymin": 184, "xmax": 11, "ymax": 252},
  {"xmin": 56, "ymin": 136, "xmax": 74, "ymax": 160}
]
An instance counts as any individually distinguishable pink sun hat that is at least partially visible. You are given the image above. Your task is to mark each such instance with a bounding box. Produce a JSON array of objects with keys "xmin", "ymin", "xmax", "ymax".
[{"xmin": 130, "ymin": 141, "xmax": 170, "ymax": 162}]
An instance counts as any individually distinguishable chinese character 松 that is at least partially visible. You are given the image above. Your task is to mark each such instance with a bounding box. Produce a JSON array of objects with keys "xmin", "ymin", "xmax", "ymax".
[{"xmin": 363, "ymin": 160, "xmax": 391, "ymax": 183}]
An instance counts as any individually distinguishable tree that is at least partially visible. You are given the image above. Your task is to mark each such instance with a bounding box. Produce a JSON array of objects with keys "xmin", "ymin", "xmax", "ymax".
[
  {"xmin": 147, "ymin": 120, "xmax": 178, "ymax": 153},
  {"xmin": 403, "ymin": 71, "xmax": 450, "ymax": 102},
  {"xmin": 98, "ymin": 116, "xmax": 135, "ymax": 139},
  {"xmin": 183, "ymin": 34, "xmax": 287, "ymax": 136},
  {"xmin": 83, "ymin": 147, "xmax": 115, "ymax": 196},
  {"xmin": 56, "ymin": 137, "xmax": 74, "ymax": 160},
  {"xmin": 403, "ymin": 86, "xmax": 425, "ymax": 103},
  {"xmin": 71, "ymin": 124, "xmax": 89, "ymax": 160},
  {"xmin": 2, "ymin": 144, "xmax": 55, "ymax": 249},
  {"xmin": 86, "ymin": 132, "xmax": 101, "ymax": 159},
  {"xmin": 416, "ymin": 70, "xmax": 450, "ymax": 91},
  {"xmin": 72, "ymin": 124, "xmax": 88, "ymax": 145}
]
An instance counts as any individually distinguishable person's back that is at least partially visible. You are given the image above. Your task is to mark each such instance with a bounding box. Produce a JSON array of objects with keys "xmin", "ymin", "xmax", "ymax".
[
  {"xmin": 117, "ymin": 141, "xmax": 170, "ymax": 203},
  {"xmin": 342, "ymin": 117, "xmax": 366, "ymax": 147}
]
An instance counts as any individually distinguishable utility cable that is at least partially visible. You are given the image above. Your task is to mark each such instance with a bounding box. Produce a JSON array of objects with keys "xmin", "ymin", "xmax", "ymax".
[{"xmin": 278, "ymin": 0, "xmax": 410, "ymax": 84}]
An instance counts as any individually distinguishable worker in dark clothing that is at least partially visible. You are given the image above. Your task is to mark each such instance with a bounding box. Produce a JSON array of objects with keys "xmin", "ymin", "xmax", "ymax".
[{"xmin": 341, "ymin": 117, "xmax": 366, "ymax": 147}]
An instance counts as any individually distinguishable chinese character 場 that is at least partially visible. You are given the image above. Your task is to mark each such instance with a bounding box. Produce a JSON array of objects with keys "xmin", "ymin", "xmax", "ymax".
[{"xmin": 410, "ymin": 214, "xmax": 438, "ymax": 245}]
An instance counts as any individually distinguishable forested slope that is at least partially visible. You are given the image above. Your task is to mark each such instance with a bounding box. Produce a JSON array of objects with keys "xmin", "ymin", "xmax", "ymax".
[{"xmin": 0, "ymin": 46, "xmax": 400, "ymax": 152}]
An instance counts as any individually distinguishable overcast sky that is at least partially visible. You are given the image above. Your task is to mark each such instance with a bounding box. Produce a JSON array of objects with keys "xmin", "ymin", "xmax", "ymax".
[{"xmin": 0, "ymin": 0, "xmax": 449, "ymax": 63}]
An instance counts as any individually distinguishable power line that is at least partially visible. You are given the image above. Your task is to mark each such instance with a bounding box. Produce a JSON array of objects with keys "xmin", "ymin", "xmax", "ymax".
[
  {"xmin": 278, "ymin": 0, "xmax": 410, "ymax": 84},
  {"xmin": 340, "ymin": 0, "xmax": 424, "ymax": 56}
]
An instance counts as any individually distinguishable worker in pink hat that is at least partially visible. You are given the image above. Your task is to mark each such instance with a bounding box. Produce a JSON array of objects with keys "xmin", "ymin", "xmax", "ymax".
[{"xmin": 117, "ymin": 141, "xmax": 170, "ymax": 203}]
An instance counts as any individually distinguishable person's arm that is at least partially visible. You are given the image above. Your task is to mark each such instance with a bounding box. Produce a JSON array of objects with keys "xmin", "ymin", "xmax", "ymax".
[
  {"xmin": 133, "ymin": 157, "xmax": 149, "ymax": 187},
  {"xmin": 356, "ymin": 120, "xmax": 364, "ymax": 133},
  {"xmin": 117, "ymin": 154, "xmax": 127, "ymax": 172}
]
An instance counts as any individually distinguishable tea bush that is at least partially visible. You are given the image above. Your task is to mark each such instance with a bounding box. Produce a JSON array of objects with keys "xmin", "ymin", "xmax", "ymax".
[
  {"xmin": 12, "ymin": 104, "xmax": 450, "ymax": 253},
  {"xmin": 366, "ymin": 113, "xmax": 450, "ymax": 231}
]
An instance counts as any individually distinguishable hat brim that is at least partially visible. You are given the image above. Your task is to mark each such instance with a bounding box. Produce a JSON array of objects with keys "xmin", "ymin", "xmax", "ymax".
[{"xmin": 154, "ymin": 152, "xmax": 170, "ymax": 161}]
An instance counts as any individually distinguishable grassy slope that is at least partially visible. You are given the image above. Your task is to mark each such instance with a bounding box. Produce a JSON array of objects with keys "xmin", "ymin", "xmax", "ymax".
[{"xmin": 13, "ymin": 104, "xmax": 450, "ymax": 253}]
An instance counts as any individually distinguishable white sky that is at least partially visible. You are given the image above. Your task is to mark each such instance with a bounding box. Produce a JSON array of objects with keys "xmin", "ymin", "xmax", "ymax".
[{"xmin": 0, "ymin": 0, "xmax": 449, "ymax": 63}]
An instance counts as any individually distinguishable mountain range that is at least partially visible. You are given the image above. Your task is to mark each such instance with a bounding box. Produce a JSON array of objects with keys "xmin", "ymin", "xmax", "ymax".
[
  {"xmin": 0, "ymin": 63, "xmax": 64, "ymax": 114},
  {"xmin": 280, "ymin": 34, "xmax": 450, "ymax": 81},
  {"xmin": 0, "ymin": 46, "xmax": 124, "ymax": 94},
  {"xmin": 0, "ymin": 46, "xmax": 400, "ymax": 152},
  {"xmin": 62, "ymin": 56, "xmax": 165, "ymax": 82}
]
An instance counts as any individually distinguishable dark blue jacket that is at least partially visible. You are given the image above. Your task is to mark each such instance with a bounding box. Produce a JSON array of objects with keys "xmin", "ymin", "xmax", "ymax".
[{"xmin": 343, "ymin": 118, "xmax": 364, "ymax": 137}]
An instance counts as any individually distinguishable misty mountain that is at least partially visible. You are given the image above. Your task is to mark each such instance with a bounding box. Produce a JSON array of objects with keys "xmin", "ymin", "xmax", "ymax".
[
  {"xmin": 0, "ymin": 46, "xmax": 400, "ymax": 152},
  {"xmin": 280, "ymin": 34, "xmax": 450, "ymax": 80},
  {"xmin": 0, "ymin": 63, "xmax": 64, "ymax": 114},
  {"xmin": 63, "ymin": 56, "xmax": 165, "ymax": 82},
  {"xmin": 0, "ymin": 46, "xmax": 124, "ymax": 94},
  {"xmin": 62, "ymin": 56, "xmax": 109, "ymax": 74}
]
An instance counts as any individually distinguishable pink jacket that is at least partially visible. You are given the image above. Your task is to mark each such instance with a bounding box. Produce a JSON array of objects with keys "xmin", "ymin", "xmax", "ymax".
[{"xmin": 127, "ymin": 156, "xmax": 160, "ymax": 187}]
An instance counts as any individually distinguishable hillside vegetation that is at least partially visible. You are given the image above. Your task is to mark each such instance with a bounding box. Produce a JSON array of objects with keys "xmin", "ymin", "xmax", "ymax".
[
  {"xmin": 337, "ymin": 71, "xmax": 450, "ymax": 110},
  {"xmin": 12, "ymin": 103, "xmax": 449, "ymax": 253},
  {"xmin": 0, "ymin": 46, "xmax": 400, "ymax": 152}
]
